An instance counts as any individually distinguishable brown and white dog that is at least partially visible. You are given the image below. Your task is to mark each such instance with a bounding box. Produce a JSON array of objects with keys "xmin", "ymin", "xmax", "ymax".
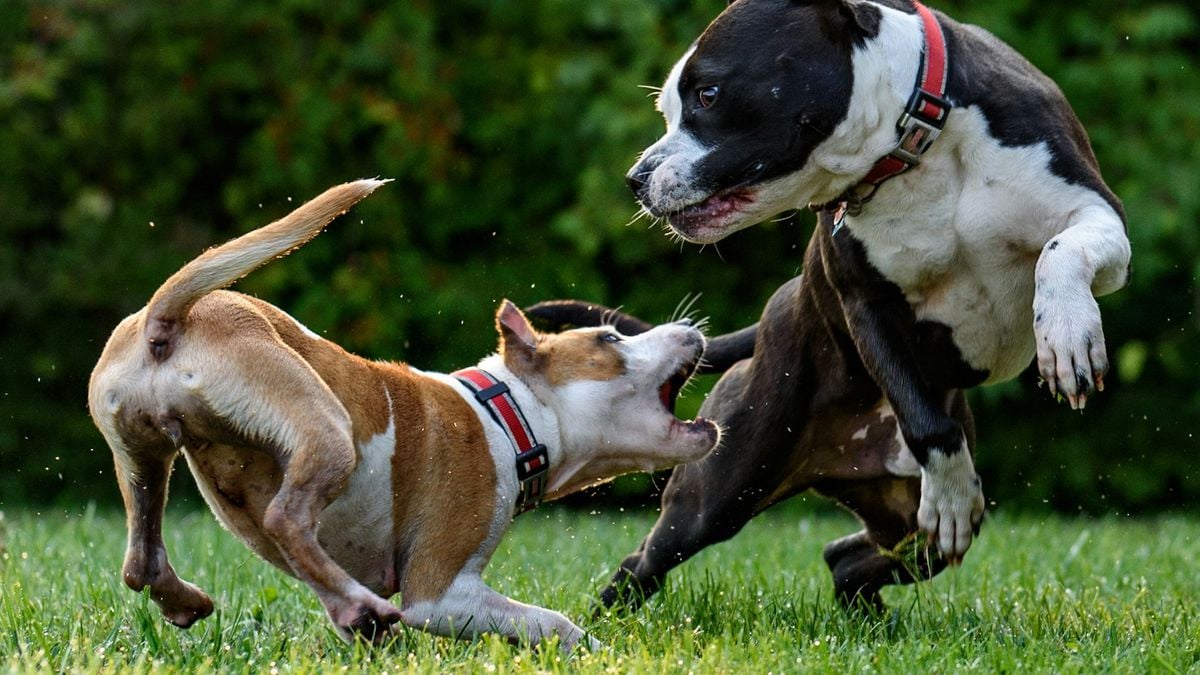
[{"xmin": 87, "ymin": 180, "xmax": 719, "ymax": 648}]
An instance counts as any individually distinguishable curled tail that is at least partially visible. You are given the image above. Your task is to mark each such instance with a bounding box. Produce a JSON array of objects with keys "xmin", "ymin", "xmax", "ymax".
[
  {"xmin": 525, "ymin": 299, "xmax": 758, "ymax": 374},
  {"xmin": 144, "ymin": 178, "xmax": 389, "ymax": 361}
]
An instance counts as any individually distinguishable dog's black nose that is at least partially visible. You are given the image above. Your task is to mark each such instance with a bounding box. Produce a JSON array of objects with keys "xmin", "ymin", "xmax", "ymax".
[{"xmin": 626, "ymin": 170, "xmax": 649, "ymax": 197}]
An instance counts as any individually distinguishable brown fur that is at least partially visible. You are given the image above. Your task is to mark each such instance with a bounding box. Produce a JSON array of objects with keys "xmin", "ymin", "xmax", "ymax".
[
  {"xmin": 538, "ymin": 330, "xmax": 627, "ymax": 386},
  {"xmin": 90, "ymin": 181, "xmax": 717, "ymax": 647}
]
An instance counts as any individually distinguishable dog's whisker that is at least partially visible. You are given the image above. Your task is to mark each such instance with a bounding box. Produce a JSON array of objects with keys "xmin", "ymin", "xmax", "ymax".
[
  {"xmin": 671, "ymin": 293, "xmax": 704, "ymax": 325},
  {"xmin": 625, "ymin": 208, "xmax": 653, "ymax": 228},
  {"xmin": 601, "ymin": 304, "xmax": 626, "ymax": 328}
]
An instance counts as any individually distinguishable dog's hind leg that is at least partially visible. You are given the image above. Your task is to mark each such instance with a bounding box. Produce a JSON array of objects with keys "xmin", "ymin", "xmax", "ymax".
[
  {"xmin": 820, "ymin": 391, "xmax": 976, "ymax": 609},
  {"xmin": 90, "ymin": 318, "xmax": 215, "ymax": 627},
  {"xmin": 111, "ymin": 441, "xmax": 215, "ymax": 627},
  {"xmin": 821, "ymin": 478, "xmax": 948, "ymax": 611},
  {"xmin": 190, "ymin": 326, "xmax": 402, "ymax": 641}
]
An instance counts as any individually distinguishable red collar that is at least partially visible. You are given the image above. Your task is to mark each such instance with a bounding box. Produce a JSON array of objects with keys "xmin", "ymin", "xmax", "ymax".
[
  {"xmin": 815, "ymin": 1, "xmax": 950, "ymax": 226},
  {"xmin": 453, "ymin": 368, "xmax": 549, "ymax": 514}
]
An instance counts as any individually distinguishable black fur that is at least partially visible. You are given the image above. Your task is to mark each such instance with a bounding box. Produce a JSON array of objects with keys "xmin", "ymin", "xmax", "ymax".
[{"xmin": 550, "ymin": 0, "xmax": 1121, "ymax": 614}]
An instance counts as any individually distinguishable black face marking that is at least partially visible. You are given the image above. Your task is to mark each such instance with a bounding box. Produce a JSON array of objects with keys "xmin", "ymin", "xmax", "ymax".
[{"xmin": 670, "ymin": 0, "xmax": 872, "ymax": 195}]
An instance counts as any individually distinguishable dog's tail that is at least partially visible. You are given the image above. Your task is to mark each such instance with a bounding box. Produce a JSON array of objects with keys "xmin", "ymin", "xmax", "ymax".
[
  {"xmin": 525, "ymin": 299, "xmax": 758, "ymax": 374},
  {"xmin": 143, "ymin": 179, "xmax": 388, "ymax": 361}
]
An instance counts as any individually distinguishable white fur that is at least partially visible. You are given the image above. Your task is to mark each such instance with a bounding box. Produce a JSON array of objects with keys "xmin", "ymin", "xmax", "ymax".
[
  {"xmin": 636, "ymin": 46, "xmax": 714, "ymax": 214},
  {"xmin": 280, "ymin": 308, "xmax": 324, "ymax": 340},
  {"xmin": 316, "ymin": 387, "xmax": 397, "ymax": 594},
  {"xmin": 874, "ymin": 399, "xmax": 922, "ymax": 478},
  {"xmin": 402, "ymin": 572, "xmax": 598, "ymax": 650},
  {"xmin": 846, "ymin": 107, "xmax": 1128, "ymax": 386},
  {"xmin": 917, "ymin": 445, "xmax": 984, "ymax": 559},
  {"xmin": 399, "ymin": 321, "xmax": 714, "ymax": 649},
  {"xmin": 635, "ymin": 2, "xmax": 1129, "ymax": 560}
]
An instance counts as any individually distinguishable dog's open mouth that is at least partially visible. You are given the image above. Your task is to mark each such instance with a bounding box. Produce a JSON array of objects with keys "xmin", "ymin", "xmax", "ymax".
[
  {"xmin": 658, "ymin": 361, "xmax": 694, "ymax": 414},
  {"xmin": 666, "ymin": 187, "xmax": 756, "ymax": 238},
  {"xmin": 657, "ymin": 356, "xmax": 717, "ymax": 438}
]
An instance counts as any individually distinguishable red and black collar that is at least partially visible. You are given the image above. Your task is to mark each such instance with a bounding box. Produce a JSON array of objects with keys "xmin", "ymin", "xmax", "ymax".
[
  {"xmin": 813, "ymin": 1, "xmax": 950, "ymax": 226},
  {"xmin": 453, "ymin": 368, "xmax": 549, "ymax": 515}
]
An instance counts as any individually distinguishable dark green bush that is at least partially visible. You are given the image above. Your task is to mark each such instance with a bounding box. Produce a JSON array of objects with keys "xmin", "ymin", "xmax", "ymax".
[{"xmin": 1, "ymin": 0, "xmax": 1196, "ymax": 512}]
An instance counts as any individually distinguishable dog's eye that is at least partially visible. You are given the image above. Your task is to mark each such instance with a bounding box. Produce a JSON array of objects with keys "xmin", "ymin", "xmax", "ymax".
[
  {"xmin": 599, "ymin": 332, "xmax": 622, "ymax": 344},
  {"xmin": 697, "ymin": 85, "xmax": 720, "ymax": 109}
]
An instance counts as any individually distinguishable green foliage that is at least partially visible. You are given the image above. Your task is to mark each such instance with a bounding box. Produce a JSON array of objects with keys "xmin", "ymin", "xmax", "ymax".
[
  {"xmin": 0, "ymin": 1, "xmax": 1197, "ymax": 511},
  {"xmin": 2, "ymin": 504, "xmax": 1199, "ymax": 671}
]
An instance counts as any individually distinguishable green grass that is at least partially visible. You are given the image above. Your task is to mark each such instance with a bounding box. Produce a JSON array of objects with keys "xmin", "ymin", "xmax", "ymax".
[{"xmin": 1, "ymin": 501, "xmax": 1198, "ymax": 673}]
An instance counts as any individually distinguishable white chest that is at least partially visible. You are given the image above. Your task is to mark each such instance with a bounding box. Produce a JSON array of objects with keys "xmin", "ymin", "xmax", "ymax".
[{"xmin": 844, "ymin": 107, "xmax": 1106, "ymax": 383}]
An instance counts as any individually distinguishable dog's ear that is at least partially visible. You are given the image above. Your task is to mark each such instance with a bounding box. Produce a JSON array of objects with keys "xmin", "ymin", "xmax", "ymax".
[
  {"xmin": 496, "ymin": 299, "xmax": 540, "ymax": 371},
  {"xmin": 790, "ymin": 0, "xmax": 881, "ymax": 40},
  {"xmin": 837, "ymin": 0, "xmax": 881, "ymax": 39}
]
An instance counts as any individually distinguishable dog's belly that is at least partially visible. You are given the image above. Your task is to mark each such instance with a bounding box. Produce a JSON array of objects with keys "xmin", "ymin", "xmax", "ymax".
[
  {"xmin": 184, "ymin": 444, "xmax": 291, "ymax": 572},
  {"xmin": 315, "ymin": 420, "xmax": 398, "ymax": 594},
  {"xmin": 184, "ymin": 423, "xmax": 400, "ymax": 596},
  {"xmin": 761, "ymin": 399, "xmax": 920, "ymax": 507}
]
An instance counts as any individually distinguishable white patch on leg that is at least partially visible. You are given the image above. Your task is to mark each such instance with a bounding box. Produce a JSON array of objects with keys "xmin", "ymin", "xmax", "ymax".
[
  {"xmin": 1033, "ymin": 203, "xmax": 1129, "ymax": 408},
  {"xmin": 872, "ymin": 399, "xmax": 922, "ymax": 478},
  {"xmin": 403, "ymin": 573, "xmax": 597, "ymax": 651},
  {"xmin": 317, "ymin": 388, "xmax": 396, "ymax": 593},
  {"xmin": 917, "ymin": 443, "xmax": 984, "ymax": 560}
]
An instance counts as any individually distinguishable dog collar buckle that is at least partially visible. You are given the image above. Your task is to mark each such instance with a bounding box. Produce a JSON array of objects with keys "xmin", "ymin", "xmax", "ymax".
[
  {"xmin": 893, "ymin": 88, "xmax": 951, "ymax": 165},
  {"xmin": 515, "ymin": 443, "xmax": 549, "ymax": 481},
  {"xmin": 453, "ymin": 368, "xmax": 549, "ymax": 514}
]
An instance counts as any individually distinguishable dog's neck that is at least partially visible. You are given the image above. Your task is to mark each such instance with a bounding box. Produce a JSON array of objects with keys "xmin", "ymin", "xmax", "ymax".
[
  {"xmin": 463, "ymin": 354, "xmax": 601, "ymax": 507},
  {"xmin": 462, "ymin": 355, "xmax": 652, "ymax": 509},
  {"xmin": 805, "ymin": 4, "xmax": 936, "ymax": 205}
]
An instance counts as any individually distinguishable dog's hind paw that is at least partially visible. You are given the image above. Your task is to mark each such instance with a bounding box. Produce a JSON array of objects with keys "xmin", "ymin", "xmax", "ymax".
[{"xmin": 329, "ymin": 595, "xmax": 403, "ymax": 643}]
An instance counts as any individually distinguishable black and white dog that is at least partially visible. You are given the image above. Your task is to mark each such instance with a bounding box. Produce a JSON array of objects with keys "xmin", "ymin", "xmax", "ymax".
[{"xmin": 531, "ymin": 0, "xmax": 1129, "ymax": 610}]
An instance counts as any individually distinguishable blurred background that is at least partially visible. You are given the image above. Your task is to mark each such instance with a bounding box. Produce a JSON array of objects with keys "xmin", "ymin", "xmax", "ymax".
[{"xmin": 1, "ymin": 0, "xmax": 1196, "ymax": 513}]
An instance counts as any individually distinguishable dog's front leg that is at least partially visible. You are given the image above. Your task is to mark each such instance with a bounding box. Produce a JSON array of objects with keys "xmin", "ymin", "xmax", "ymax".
[
  {"xmin": 1034, "ymin": 203, "xmax": 1131, "ymax": 409},
  {"xmin": 114, "ymin": 447, "xmax": 214, "ymax": 627},
  {"xmin": 824, "ymin": 233, "xmax": 984, "ymax": 563},
  {"xmin": 402, "ymin": 574, "xmax": 600, "ymax": 652}
]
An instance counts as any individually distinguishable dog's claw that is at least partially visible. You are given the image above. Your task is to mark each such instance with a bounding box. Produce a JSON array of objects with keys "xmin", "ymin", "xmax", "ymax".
[{"xmin": 1034, "ymin": 293, "xmax": 1107, "ymax": 410}]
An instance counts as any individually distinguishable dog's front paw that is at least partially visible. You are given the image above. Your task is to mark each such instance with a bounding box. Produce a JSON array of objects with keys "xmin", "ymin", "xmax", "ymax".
[
  {"xmin": 917, "ymin": 449, "xmax": 984, "ymax": 564},
  {"xmin": 1034, "ymin": 291, "xmax": 1107, "ymax": 410}
]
